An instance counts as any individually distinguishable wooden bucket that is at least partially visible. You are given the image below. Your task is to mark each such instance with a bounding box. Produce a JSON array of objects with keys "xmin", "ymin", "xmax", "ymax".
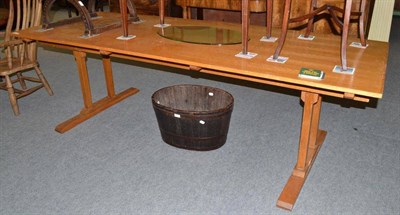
[{"xmin": 152, "ymin": 84, "xmax": 234, "ymax": 151}]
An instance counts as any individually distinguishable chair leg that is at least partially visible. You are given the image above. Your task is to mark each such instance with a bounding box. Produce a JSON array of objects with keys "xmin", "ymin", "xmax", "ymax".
[
  {"xmin": 358, "ymin": 0, "xmax": 367, "ymax": 46},
  {"xmin": 341, "ymin": 0, "xmax": 353, "ymax": 71},
  {"xmin": 5, "ymin": 75, "xmax": 20, "ymax": 116},
  {"xmin": 273, "ymin": 0, "xmax": 291, "ymax": 59},
  {"xmin": 34, "ymin": 66, "xmax": 54, "ymax": 96},
  {"xmin": 16, "ymin": 72, "xmax": 28, "ymax": 90},
  {"xmin": 304, "ymin": 0, "xmax": 318, "ymax": 37},
  {"xmin": 266, "ymin": 0, "xmax": 273, "ymax": 38},
  {"xmin": 67, "ymin": 2, "xmax": 72, "ymax": 18}
]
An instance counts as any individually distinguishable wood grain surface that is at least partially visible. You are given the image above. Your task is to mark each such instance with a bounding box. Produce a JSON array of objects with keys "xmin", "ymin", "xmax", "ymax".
[{"xmin": 15, "ymin": 13, "xmax": 388, "ymax": 99}]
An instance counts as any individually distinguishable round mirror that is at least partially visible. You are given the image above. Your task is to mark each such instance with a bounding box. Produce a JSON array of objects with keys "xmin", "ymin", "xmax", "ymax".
[{"xmin": 158, "ymin": 26, "xmax": 242, "ymax": 45}]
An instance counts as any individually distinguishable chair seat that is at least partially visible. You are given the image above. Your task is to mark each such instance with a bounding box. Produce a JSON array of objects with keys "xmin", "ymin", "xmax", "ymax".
[{"xmin": 0, "ymin": 58, "xmax": 37, "ymax": 76}]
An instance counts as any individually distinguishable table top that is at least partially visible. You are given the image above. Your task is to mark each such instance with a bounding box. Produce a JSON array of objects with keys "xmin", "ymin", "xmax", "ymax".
[{"xmin": 15, "ymin": 13, "xmax": 388, "ymax": 99}]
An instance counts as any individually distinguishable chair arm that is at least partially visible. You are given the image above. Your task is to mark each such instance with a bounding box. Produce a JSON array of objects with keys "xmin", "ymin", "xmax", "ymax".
[{"xmin": 0, "ymin": 39, "xmax": 25, "ymax": 48}]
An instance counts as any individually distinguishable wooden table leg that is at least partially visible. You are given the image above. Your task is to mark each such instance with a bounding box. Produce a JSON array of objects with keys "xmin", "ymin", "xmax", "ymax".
[
  {"xmin": 55, "ymin": 50, "xmax": 139, "ymax": 133},
  {"xmin": 181, "ymin": 3, "xmax": 187, "ymax": 19},
  {"xmin": 276, "ymin": 91, "xmax": 327, "ymax": 211},
  {"xmin": 187, "ymin": 6, "xmax": 192, "ymax": 19}
]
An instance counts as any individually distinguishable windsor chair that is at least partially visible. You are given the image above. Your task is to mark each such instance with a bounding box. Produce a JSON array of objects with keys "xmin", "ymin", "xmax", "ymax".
[{"xmin": 0, "ymin": 0, "xmax": 53, "ymax": 115}]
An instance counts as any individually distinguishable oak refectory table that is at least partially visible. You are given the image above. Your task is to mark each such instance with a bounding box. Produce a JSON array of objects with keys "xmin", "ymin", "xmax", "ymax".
[{"xmin": 15, "ymin": 13, "xmax": 388, "ymax": 211}]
